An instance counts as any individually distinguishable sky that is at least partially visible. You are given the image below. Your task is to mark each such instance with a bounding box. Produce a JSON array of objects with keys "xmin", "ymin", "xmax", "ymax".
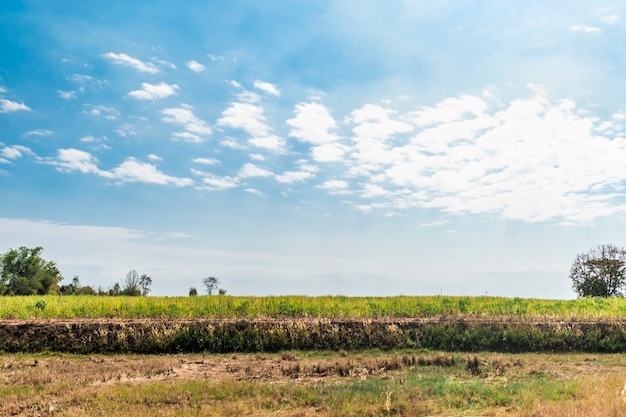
[{"xmin": 1, "ymin": 1, "xmax": 626, "ymax": 298}]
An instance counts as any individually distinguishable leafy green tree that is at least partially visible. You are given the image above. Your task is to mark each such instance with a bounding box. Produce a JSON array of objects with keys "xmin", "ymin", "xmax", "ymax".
[
  {"xmin": 0, "ymin": 246, "xmax": 63, "ymax": 295},
  {"xmin": 570, "ymin": 244, "xmax": 626, "ymax": 297}
]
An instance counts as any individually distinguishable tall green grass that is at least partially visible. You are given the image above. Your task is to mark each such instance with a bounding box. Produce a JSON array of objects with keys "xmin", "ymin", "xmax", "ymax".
[{"xmin": 1, "ymin": 295, "xmax": 626, "ymax": 320}]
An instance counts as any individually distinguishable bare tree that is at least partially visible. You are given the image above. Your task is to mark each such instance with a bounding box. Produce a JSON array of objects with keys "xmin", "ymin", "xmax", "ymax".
[
  {"xmin": 122, "ymin": 270, "xmax": 141, "ymax": 296},
  {"xmin": 202, "ymin": 276, "xmax": 219, "ymax": 295}
]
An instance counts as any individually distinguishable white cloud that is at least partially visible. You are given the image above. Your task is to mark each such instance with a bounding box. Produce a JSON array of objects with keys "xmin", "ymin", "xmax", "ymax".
[
  {"xmin": 147, "ymin": 154, "xmax": 161, "ymax": 161},
  {"xmin": 254, "ymin": 80, "xmax": 280, "ymax": 96},
  {"xmin": 128, "ymin": 82, "xmax": 179, "ymax": 100},
  {"xmin": 53, "ymin": 148, "xmax": 110, "ymax": 177},
  {"xmin": 115, "ymin": 124, "xmax": 136, "ymax": 137},
  {"xmin": 0, "ymin": 99, "xmax": 30, "ymax": 113},
  {"xmin": 275, "ymin": 161, "xmax": 318, "ymax": 184},
  {"xmin": 58, "ymin": 90, "xmax": 76, "ymax": 100},
  {"xmin": 600, "ymin": 14, "xmax": 619, "ymax": 24},
  {"xmin": 172, "ymin": 132, "xmax": 204, "ymax": 143},
  {"xmin": 217, "ymin": 101, "xmax": 285, "ymax": 151},
  {"xmin": 102, "ymin": 52, "xmax": 159, "ymax": 73},
  {"xmin": 317, "ymin": 179, "xmax": 352, "ymax": 195},
  {"xmin": 244, "ymin": 188, "xmax": 264, "ymax": 196},
  {"xmin": 1, "ymin": 145, "xmax": 32, "ymax": 160},
  {"xmin": 0, "ymin": 86, "xmax": 6, "ymax": 93},
  {"xmin": 191, "ymin": 169, "xmax": 239, "ymax": 191},
  {"xmin": 330, "ymin": 86, "xmax": 626, "ymax": 223},
  {"xmin": 110, "ymin": 158, "xmax": 193, "ymax": 187},
  {"xmin": 153, "ymin": 231, "xmax": 193, "ymax": 241},
  {"xmin": 52, "ymin": 149, "xmax": 193, "ymax": 187},
  {"xmin": 287, "ymin": 102, "xmax": 339, "ymax": 145},
  {"xmin": 162, "ymin": 104, "xmax": 212, "ymax": 136},
  {"xmin": 25, "ymin": 129, "xmax": 53, "ymax": 137},
  {"xmin": 85, "ymin": 105, "xmax": 119, "ymax": 120},
  {"xmin": 192, "ymin": 157, "xmax": 220, "ymax": 165},
  {"xmin": 152, "ymin": 58, "xmax": 176, "ymax": 69},
  {"xmin": 569, "ymin": 25, "xmax": 601, "ymax": 33},
  {"xmin": 186, "ymin": 60, "xmax": 206, "ymax": 73},
  {"xmin": 238, "ymin": 163, "xmax": 273, "ymax": 178},
  {"xmin": 350, "ymin": 104, "xmax": 413, "ymax": 140},
  {"xmin": 409, "ymin": 95, "xmax": 489, "ymax": 127}
]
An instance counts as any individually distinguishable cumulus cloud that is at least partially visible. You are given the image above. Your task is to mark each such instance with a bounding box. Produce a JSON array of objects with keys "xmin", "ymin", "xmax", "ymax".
[
  {"xmin": 254, "ymin": 80, "xmax": 280, "ymax": 96},
  {"xmin": 51, "ymin": 149, "xmax": 193, "ymax": 187},
  {"xmin": 218, "ymin": 101, "xmax": 285, "ymax": 151},
  {"xmin": 110, "ymin": 158, "xmax": 193, "ymax": 187},
  {"xmin": 0, "ymin": 99, "xmax": 30, "ymax": 113},
  {"xmin": 85, "ymin": 105, "xmax": 119, "ymax": 120},
  {"xmin": 191, "ymin": 169, "xmax": 239, "ymax": 191},
  {"xmin": 317, "ymin": 179, "xmax": 352, "ymax": 195},
  {"xmin": 1, "ymin": 145, "xmax": 32, "ymax": 160},
  {"xmin": 53, "ymin": 148, "xmax": 109, "ymax": 177},
  {"xmin": 288, "ymin": 102, "xmax": 345, "ymax": 162},
  {"xmin": 329, "ymin": 86, "xmax": 626, "ymax": 223},
  {"xmin": 102, "ymin": 52, "xmax": 159, "ymax": 73},
  {"xmin": 162, "ymin": 104, "xmax": 212, "ymax": 137},
  {"xmin": 275, "ymin": 161, "xmax": 318, "ymax": 184},
  {"xmin": 172, "ymin": 132, "xmax": 204, "ymax": 143},
  {"xmin": 238, "ymin": 163, "xmax": 273, "ymax": 178},
  {"xmin": 192, "ymin": 157, "xmax": 220, "ymax": 165},
  {"xmin": 25, "ymin": 129, "xmax": 53, "ymax": 137},
  {"xmin": 128, "ymin": 82, "xmax": 179, "ymax": 100},
  {"xmin": 186, "ymin": 60, "xmax": 206, "ymax": 73},
  {"xmin": 288, "ymin": 102, "xmax": 339, "ymax": 145}
]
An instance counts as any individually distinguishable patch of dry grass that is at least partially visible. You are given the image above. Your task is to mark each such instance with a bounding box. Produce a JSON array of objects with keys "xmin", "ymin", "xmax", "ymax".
[{"xmin": 0, "ymin": 351, "xmax": 625, "ymax": 416}]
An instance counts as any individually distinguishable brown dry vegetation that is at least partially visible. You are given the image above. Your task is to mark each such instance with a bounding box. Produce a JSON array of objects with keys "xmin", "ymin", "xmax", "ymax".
[{"xmin": 1, "ymin": 351, "xmax": 626, "ymax": 416}]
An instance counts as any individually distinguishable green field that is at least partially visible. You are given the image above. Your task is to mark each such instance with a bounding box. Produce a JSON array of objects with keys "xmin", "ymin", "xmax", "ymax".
[{"xmin": 2, "ymin": 294, "xmax": 626, "ymax": 320}]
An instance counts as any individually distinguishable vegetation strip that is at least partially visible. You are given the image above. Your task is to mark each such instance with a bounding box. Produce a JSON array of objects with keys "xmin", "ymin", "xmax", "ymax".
[
  {"xmin": 2, "ymin": 317, "xmax": 626, "ymax": 354},
  {"xmin": 3, "ymin": 295, "xmax": 626, "ymax": 320}
]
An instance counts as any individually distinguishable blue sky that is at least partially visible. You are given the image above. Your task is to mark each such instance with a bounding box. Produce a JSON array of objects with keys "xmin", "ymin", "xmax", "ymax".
[{"xmin": 2, "ymin": 1, "xmax": 626, "ymax": 297}]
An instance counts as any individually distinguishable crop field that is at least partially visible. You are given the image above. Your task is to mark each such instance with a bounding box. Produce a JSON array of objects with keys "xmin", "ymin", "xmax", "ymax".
[
  {"xmin": 2, "ymin": 294, "xmax": 626, "ymax": 320},
  {"xmin": 2, "ymin": 295, "xmax": 626, "ymax": 416}
]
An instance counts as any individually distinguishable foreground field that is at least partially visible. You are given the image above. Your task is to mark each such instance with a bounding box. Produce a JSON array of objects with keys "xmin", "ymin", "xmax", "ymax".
[{"xmin": 1, "ymin": 350, "xmax": 626, "ymax": 417}]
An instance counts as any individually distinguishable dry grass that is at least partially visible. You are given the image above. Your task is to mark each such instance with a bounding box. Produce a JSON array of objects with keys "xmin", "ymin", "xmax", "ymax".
[{"xmin": 0, "ymin": 351, "xmax": 625, "ymax": 416}]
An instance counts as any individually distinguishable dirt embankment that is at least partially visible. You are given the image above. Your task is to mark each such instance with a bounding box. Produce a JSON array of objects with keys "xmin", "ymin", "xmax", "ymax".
[{"xmin": 2, "ymin": 317, "xmax": 626, "ymax": 354}]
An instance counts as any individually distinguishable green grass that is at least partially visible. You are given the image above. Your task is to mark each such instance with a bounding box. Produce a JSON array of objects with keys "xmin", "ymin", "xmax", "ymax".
[{"xmin": 1, "ymin": 294, "xmax": 626, "ymax": 320}]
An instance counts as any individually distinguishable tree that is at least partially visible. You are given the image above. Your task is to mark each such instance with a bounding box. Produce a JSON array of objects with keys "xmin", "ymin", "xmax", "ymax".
[
  {"xmin": 570, "ymin": 244, "xmax": 626, "ymax": 297},
  {"xmin": 122, "ymin": 270, "xmax": 142, "ymax": 296},
  {"xmin": 139, "ymin": 274, "xmax": 152, "ymax": 296},
  {"xmin": 109, "ymin": 282, "xmax": 121, "ymax": 296},
  {"xmin": 189, "ymin": 287, "xmax": 198, "ymax": 296},
  {"xmin": 203, "ymin": 276, "xmax": 219, "ymax": 295},
  {"xmin": 0, "ymin": 246, "xmax": 63, "ymax": 295}
]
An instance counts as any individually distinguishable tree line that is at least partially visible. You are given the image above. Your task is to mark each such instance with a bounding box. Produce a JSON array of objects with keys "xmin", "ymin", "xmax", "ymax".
[
  {"xmin": 0, "ymin": 246, "xmax": 152, "ymax": 296},
  {"xmin": 0, "ymin": 246, "xmax": 225, "ymax": 297},
  {"xmin": 3, "ymin": 244, "xmax": 624, "ymax": 298}
]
